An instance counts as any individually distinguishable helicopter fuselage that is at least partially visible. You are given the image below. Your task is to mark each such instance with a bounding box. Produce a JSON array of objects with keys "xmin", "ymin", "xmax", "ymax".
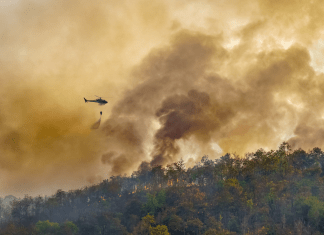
[{"xmin": 84, "ymin": 97, "xmax": 108, "ymax": 105}]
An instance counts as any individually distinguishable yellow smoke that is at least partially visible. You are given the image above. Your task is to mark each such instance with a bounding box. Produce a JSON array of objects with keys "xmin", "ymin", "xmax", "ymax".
[{"xmin": 1, "ymin": 0, "xmax": 324, "ymax": 197}]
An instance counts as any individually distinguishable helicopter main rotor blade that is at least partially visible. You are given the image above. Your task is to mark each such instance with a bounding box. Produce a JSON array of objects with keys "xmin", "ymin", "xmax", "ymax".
[{"xmin": 95, "ymin": 95, "xmax": 111, "ymax": 98}]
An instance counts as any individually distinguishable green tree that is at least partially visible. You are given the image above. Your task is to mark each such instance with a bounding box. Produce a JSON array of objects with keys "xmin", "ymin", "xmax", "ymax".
[
  {"xmin": 144, "ymin": 190, "xmax": 166, "ymax": 215},
  {"xmin": 156, "ymin": 189, "xmax": 166, "ymax": 207},
  {"xmin": 295, "ymin": 196, "xmax": 324, "ymax": 229},
  {"xmin": 144, "ymin": 193, "xmax": 160, "ymax": 215},
  {"xmin": 60, "ymin": 221, "xmax": 79, "ymax": 235},
  {"xmin": 35, "ymin": 220, "xmax": 60, "ymax": 235}
]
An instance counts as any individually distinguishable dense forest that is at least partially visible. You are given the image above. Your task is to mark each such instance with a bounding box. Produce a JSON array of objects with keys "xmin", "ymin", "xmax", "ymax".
[{"xmin": 1, "ymin": 142, "xmax": 324, "ymax": 235}]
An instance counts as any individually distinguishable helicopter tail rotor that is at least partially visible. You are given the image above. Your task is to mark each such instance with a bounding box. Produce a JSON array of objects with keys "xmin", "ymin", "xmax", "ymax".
[{"xmin": 84, "ymin": 98, "xmax": 88, "ymax": 103}]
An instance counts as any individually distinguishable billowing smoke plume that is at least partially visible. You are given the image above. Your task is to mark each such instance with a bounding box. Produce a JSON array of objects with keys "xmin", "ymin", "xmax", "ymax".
[
  {"xmin": 101, "ymin": 28, "xmax": 324, "ymax": 170},
  {"xmin": 100, "ymin": 30, "xmax": 231, "ymax": 171},
  {"xmin": 2, "ymin": 0, "xmax": 324, "ymax": 197},
  {"xmin": 151, "ymin": 89, "xmax": 233, "ymax": 165}
]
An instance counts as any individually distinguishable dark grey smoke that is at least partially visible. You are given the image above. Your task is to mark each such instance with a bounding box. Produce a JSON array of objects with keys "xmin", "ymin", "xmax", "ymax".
[
  {"xmin": 101, "ymin": 29, "xmax": 323, "ymax": 173},
  {"xmin": 100, "ymin": 30, "xmax": 229, "ymax": 171},
  {"xmin": 151, "ymin": 89, "xmax": 233, "ymax": 165}
]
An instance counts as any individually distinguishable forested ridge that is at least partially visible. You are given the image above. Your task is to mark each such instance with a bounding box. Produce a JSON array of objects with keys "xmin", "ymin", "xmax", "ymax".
[{"xmin": 1, "ymin": 142, "xmax": 324, "ymax": 235}]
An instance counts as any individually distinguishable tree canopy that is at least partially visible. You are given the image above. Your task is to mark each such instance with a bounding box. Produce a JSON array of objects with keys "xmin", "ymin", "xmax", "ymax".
[{"xmin": 1, "ymin": 143, "xmax": 324, "ymax": 234}]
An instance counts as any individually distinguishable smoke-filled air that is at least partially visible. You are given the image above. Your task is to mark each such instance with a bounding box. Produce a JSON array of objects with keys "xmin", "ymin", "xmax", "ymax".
[{"xmin": 1, "ymin": 0, "xmax": 324, "ymax": 197}]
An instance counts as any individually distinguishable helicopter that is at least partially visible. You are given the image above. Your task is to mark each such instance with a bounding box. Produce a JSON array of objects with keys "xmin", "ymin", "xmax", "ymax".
[{"xmin": 84, "ymin": 96, "xmax": 108, "ymax": 105}]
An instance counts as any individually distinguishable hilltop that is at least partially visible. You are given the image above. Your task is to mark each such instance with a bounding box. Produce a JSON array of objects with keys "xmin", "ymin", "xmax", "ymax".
[{"xmin": 1, "ymin": 142, "xmax": 324, "ymax": 235}]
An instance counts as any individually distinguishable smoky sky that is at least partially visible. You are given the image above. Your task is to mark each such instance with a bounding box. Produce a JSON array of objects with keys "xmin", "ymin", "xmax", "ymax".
[{"xmin": 1, "ymin": 0, "xmax": 324, "ymax": 197}]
